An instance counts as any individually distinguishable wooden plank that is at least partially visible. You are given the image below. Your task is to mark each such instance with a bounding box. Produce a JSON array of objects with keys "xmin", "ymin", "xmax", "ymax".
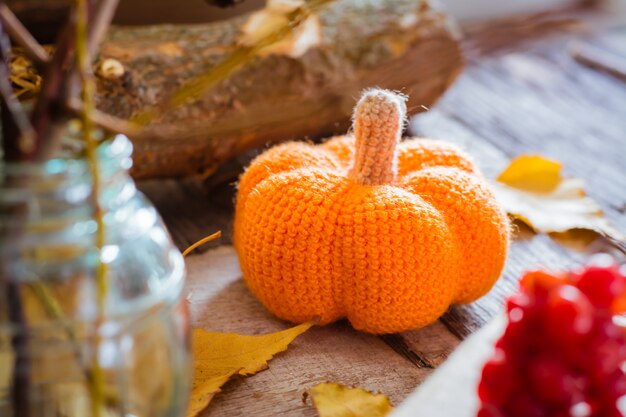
[
  {"xmin": 138, "ymin": 179, "xmax": 234, "ymax": 251},
  {"xmin": 433, "ymin": 37, "xmax": 626, "ymax": 228},
  {"xmin": 382, "ymin": 323, "xmax": 461, "ymax": 369},
  {"xmin": 407, "ymin": 26, "xmax": 626, "ymax": 336},
  {"xmin": 391, "ymin": 316, "xmax": 506, "ymax": 417},
  {"xmin": 185, "ymin": 246, "xmax": 436, "ymax": 416},
  {"xmin": 138, "ymin": 10, "xmax": 626, "ymax": 415}
]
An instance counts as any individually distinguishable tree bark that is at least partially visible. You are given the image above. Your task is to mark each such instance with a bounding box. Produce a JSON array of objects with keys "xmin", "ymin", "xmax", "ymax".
[{"xmin": 95, "ymin": 0, "xmax": 463, "ymax": 179}]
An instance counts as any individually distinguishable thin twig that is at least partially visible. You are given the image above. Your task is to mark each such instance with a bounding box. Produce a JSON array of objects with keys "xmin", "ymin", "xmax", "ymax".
[
  {"xmin": 29, "ymin": 23, "xmax": 75, "ymax": 160},
  {"xmin": 182, "ymin": 231, "xmax": 222, "ymax": 257},
  {"xmin": 26, "ymin": 282, "xmax": 96, "ymax": 381},
  {"xmin": 64, "ymin": 0, "xmax": 119, "ymax": 131},
  {"xmin": 0, "ymin": 4, "xmax": 49, "ymax": 67},
  {"xmin": 1, "ymin": 2, "xmax": 120, "ymax": 416},
  {"xmin": 0, "ymin": 16, "xmax": 35, "ymax": 160},
  {"xmin": 67, "ymin": 97, "xmax": 141, "ymax": 137},
  {"xmin": 0, "ymin": 12, "xmax": 34, "ymax": 416},
  {"xmin": 5, "ymin": 282, "xmax": 31, "ymax": 417},
  {"xmin": 88, "ymin": 0, "xmax": 120, "ymax": 56},
  {"xmin": 75, "ymin": 0, "xmax": 108, "ymax": 416},
  {"xmin": 570, "ymin": 41, "xmax": 626, "ymax": 83}
]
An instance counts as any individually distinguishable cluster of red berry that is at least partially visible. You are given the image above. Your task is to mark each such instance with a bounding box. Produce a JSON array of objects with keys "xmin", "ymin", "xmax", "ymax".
[{"xmin": 478, "ymin": 256, "xmax": 626, "ymax": 417}]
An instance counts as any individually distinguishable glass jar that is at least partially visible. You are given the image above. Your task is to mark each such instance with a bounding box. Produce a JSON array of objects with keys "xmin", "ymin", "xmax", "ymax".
[{"xmin": 0, "ymin": 134, "xmax": 190, "ymax": 417}]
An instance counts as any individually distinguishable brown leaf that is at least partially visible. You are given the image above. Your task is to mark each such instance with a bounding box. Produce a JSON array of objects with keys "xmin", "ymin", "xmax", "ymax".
[
  {"xmin": 308, "ymin": 382, "xmax": 394, "ymax": 417},
  {"xmin": 492, "ymin": 155, "xmax": 625, "ymax": 244},
  {"xmin": 188, "ymin": 321, "xmax": 314, "ymax": 417}
]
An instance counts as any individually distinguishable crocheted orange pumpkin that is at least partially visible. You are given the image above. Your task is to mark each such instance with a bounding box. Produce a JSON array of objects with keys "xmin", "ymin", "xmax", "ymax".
[{"xmin": 234, "ymin": 89, "xmax": 509, "ymax": 333}]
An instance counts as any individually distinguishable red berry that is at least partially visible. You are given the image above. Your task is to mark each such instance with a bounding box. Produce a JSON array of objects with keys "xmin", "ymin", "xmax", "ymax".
[
  {"xmin": 507, "ymin": 292, "xmax": 535, "ymax": 327},
  {"xmin": 598, "ymin": 370, "xmax": 626, "ymax": 403},
  {"xmin": 521, "ymin": 270, "xmax": 565, "ymax": 301},
  {"xmin": 529, "ymin": 354, "xmax": 582, "ymax": 406},
  {"xmin": 602, "ymin": 402, "xmax": 626, "ymax": 417},
  {"xmin": 507, "ymin": 292, "xmax": 531, "ymax": 315},
  {"xmin": 479, "ymin": 260, "xmax": 626, "ymax": 417},
  {"xmin": 508, "ymin": 392, "xmax": 549, "ymax": 417},
  {"xmin": 477, "ymin": 404, "xmax": 506, "ymax": 417},
  {"xmin": 499, "ymin": 294, "xmax": 534, "ymax": 351},
  {"xmin": 546, "ymin": 285, "xmax": 593, "ymax": 344},
  {"xmin": 576, "ymin": 264, "xmax": 624, "ymax": 310},
  {"xmin": 588, "ymin": 322, "xmax": 626, "ymax": 381},
  {"xmin": 497, "ymin": 319, "xmax": 526, "ymax": 353},
  {"xmin": 478, "ymin": 349, "xmax": 516, "ymax": 405}
]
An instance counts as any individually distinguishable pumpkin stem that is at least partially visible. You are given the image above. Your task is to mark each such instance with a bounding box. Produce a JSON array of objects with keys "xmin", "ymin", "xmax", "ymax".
[{"xmin": 349, "ymin": 89, "xmax": 406, "ymax": 185}]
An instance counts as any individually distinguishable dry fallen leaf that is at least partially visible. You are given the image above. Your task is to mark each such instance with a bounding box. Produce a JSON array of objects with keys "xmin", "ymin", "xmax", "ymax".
[
  {"xmin": 188, "ymin": 370, "xmax": 237, "ymax": 417},
  {"xmin": 492, "ymin": 154, "xmax": 625, "ymax": 245},
  {"xmin": 496, "ymin": 155, "xmax": 562, "ymax": 193},
  {"xmin": 188, "ymin": 321, "xmax": 314, "ymax": 417},
  {"xmin": 239, "ymin": 0, "xmax": 322, "ymax": 58},
  {"xmin": 307, "ymin": 382, "xmax": 394, "ymax": 417}
]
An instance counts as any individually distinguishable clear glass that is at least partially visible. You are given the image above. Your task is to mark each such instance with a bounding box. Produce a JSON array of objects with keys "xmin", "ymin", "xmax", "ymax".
[{"xmin": 0, "ymin": 134, "xmax": 190, "ymax": 417}]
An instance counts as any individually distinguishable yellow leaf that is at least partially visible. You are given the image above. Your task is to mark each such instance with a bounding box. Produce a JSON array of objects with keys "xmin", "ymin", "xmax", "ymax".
[
  {"xmin": 496, "ymin": 155, "xmax": 562, "ymax": 193},
  {"xmin": 492, "ymin": 155, "xmax": 625, "ymax": 242},
  {"xmin": 308, "ymin": 382, "xmax": 394, "ymax": 417},
  {"xmin": 187, "ymin": 370, "xmax": 238, "ymax": 417},
  {"xmin": 188, "ymin": 321, "xmax": 314, "ymax": 417}
]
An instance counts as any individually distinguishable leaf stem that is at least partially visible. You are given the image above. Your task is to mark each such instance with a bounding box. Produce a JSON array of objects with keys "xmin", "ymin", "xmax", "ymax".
[{"xmin": 182, "ymin": 231, "xmax": 222, "ymax": 257}]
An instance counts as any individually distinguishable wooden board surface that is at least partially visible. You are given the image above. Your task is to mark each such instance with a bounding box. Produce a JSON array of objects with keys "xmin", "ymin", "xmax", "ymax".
[
  {"xmin": 391, "ymin": 316, "xmax": 506, "ymax": 417},
  {"xmin": 185, "ymin": 246, "xmax": 440, "ymax": 416},
  {"xmin": 138, "ymin": 7, "xmax": 626, "ymax": 416}
]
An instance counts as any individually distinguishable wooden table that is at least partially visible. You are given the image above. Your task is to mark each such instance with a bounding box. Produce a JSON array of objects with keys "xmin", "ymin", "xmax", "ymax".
[{"xmin": 139, "ymin": 6, "xmax": 626, "ymax": 416}]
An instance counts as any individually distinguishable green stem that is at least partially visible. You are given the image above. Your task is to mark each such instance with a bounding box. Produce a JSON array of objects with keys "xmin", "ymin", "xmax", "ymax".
[{"xmin": 75, "ymin": 0, "xmax": 107, "ymax": 416}]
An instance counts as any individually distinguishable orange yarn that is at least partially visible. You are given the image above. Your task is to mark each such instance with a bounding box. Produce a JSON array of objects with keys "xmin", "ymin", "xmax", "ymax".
[{"xmin": 234, "ymin": 89, "xmax": 509, "ymax": 334}]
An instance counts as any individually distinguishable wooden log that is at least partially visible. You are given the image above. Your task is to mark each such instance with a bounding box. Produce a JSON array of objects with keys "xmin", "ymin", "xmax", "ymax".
[{"xmin": 95, "ymin": 0, "xmax": 463, "ymax": 179}]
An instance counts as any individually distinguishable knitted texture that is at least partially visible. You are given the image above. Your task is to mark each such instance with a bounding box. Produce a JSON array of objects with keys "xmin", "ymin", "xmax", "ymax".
[{"xmin": 234, "ymin": 89, "xmax": 510, "ymax": 334}]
